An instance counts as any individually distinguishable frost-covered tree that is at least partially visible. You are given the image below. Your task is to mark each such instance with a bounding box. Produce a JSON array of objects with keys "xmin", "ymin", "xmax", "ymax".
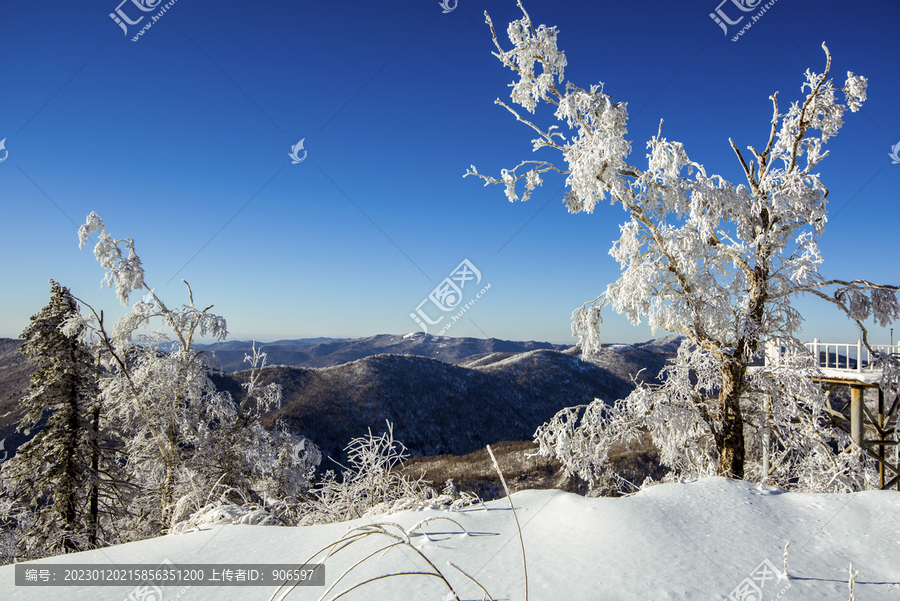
[
  {"xmin": 196, "ymin": 343, "xmax": 321, "ymax": 523},
  {"xmin": 66, "ymin": 213, "xmax": 320, "ymax": 532},
  {"xmin": 467, "ymin": 3, "xmax": 899, "ymax": 488},
  {"xmin": 0, "ymin": 281, "xmax": 107, "ymax": 555}
]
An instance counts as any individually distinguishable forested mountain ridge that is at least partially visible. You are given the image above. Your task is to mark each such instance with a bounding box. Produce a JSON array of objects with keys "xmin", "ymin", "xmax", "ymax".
[
  {"xmin": 196, "ymin": 332, "xmax": 571, "ymax": 372},
  {"xmin": 0, "ymin": 335, "xmax": 680, "ymax": 463},
  {"xmin": 211, "ymin": 347, "xmax": 656, "ymax": 464}
]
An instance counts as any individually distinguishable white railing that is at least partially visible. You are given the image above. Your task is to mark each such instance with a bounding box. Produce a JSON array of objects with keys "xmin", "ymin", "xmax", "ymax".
[
  {"xmin": 764, "ymin": 339, "xmax": 899, "ymax": 373},
  {"xmin": 804, "ymin": 339, "xmax": 900, "ymax": 373}
]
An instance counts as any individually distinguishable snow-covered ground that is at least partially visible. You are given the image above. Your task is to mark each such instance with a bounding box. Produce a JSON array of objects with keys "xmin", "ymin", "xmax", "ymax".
[{"xmin": 2, "ymin": 477, "xmax": 898, "ymax": 600}]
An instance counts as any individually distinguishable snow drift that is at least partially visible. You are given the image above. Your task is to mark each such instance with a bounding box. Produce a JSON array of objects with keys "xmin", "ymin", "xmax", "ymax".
[{"xmin": 2, "ymin": 477, "xmax": 898, "ymax": 600}]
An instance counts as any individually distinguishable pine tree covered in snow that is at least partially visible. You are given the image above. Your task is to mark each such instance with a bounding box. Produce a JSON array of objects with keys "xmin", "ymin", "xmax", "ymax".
[
  {"xmin": 467, "ymin": 2, "xmax": 899, "ymax": 490},
  {"xmin": 0, "ymin": 280, "xmax": 120, "ymax": 556}
]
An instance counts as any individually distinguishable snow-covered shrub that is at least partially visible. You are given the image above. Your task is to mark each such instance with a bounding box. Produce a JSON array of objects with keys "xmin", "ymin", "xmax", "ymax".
[
  {"xmin": 299, "ymin": 422, "xmax": 457, "ymax": 525},
  {"xmin": 0, "ymin": 497, "xmax": 30, "ymax": 565},
  {"xmin": 171, "ymin": 501, "xmax": 285, "ymax": 535}
]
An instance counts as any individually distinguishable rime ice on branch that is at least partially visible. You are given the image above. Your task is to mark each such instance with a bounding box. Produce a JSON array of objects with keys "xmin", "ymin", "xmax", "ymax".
[
  {"xmin": 467, "ymin": 2, "xmax": 898, "ymax": 488},
  {"xmin": 67, "ymin": 213, "xmax": 319, "ymax": 532}
]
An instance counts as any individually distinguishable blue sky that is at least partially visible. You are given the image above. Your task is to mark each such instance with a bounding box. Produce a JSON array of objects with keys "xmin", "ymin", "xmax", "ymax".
[{"xmin": 1, "ymin": 0, "xmax": 897, "ymax": 345}]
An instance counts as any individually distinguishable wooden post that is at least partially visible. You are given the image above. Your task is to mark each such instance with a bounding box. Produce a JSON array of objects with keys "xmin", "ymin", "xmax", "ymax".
[
  {"xmin": 764, "ymin": 339, "xmax": 780, "ymax": 367},
  {"xmin": 850, "ymin": 385, "xmax": 865, "ymax": 448},
  {"xmin": 878, "ymin": 388, "xmax": 885, "ymax": 489},
  {"xmin": 761, "ymin": 396, "xmax": 771, "ymax": 484}
]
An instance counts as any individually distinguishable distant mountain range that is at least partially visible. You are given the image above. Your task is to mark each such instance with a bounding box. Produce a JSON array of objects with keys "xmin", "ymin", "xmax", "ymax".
[
  {"xmin": 193, "ymin": 337, "xmax": 336, "ymax": 351},
  {"xmin": 196, "ymin": 332, "xmax": 572, "ymax": 372},
  {"xmin": 0, "ymin": 334, "xmax": 683, "ymax": 465}
]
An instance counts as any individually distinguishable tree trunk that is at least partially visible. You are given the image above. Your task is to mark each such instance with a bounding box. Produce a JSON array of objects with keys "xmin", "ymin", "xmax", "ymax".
[
  {"xmin": 160, "ymin": 421, "xmax": 178, "ymax": 529},
  {"xmin": 160, "ymin": 457, "xmax": 175, "ymax": 529},
  {"xmin": 88, "ymin": 405, "xmax": 100, "ymax": 548},
  {"xmin": 717, "ymin": 361, "xmax": 746, "ymax": 479},
  {"xmin": 63, "ymin": 372, "xmax": 80, "ymax": 553},
  {"xmin": 715, "ymin": 260, "xmax": 765, "ymax": 480}
]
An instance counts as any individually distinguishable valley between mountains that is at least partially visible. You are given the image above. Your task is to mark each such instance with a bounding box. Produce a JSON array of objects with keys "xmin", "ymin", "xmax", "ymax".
[{"xmin": 0, "ymin": 332, "xmax": 681, "ymax": 494}]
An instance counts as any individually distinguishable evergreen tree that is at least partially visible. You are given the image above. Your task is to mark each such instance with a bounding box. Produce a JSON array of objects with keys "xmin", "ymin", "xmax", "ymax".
[{"xmin": 0, "ymin": 280, "xmax": 103, "ymax": 555}]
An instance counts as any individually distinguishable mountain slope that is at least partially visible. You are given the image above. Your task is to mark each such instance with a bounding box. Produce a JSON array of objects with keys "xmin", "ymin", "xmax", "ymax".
[
  {"xmin": 200, "ymin": 332, "xmax": 571, "ymax": 372},
  {"xmin": 211, "ymin": 349, "xmax": 638, "ymax": 464},
  {"xmin": 0, "ymin": 339, "xmax": 32, "ymax": 453}
]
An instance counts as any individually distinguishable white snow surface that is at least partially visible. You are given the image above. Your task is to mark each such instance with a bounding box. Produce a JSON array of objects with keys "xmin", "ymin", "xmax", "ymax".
[
  {"xmin": 748, "ymin": 366, "xmax": 885, "ymax": 385},
  {"xmin": 2, "ymin": 477, "xmax": 898, "ymax": 600}
]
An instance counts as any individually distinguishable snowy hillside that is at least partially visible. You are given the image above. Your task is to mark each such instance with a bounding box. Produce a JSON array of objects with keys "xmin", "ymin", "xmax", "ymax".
[
  {"xmin": 194, "ymin": 333, "xmax": 572, "ymax": 372},
  {"xmin": 3, "ymin": 477, "xmax": 897, "ymax": 600},
  {"xmin": 210, "ymin": 350, "xmax": 638, "ymax": 463}
]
